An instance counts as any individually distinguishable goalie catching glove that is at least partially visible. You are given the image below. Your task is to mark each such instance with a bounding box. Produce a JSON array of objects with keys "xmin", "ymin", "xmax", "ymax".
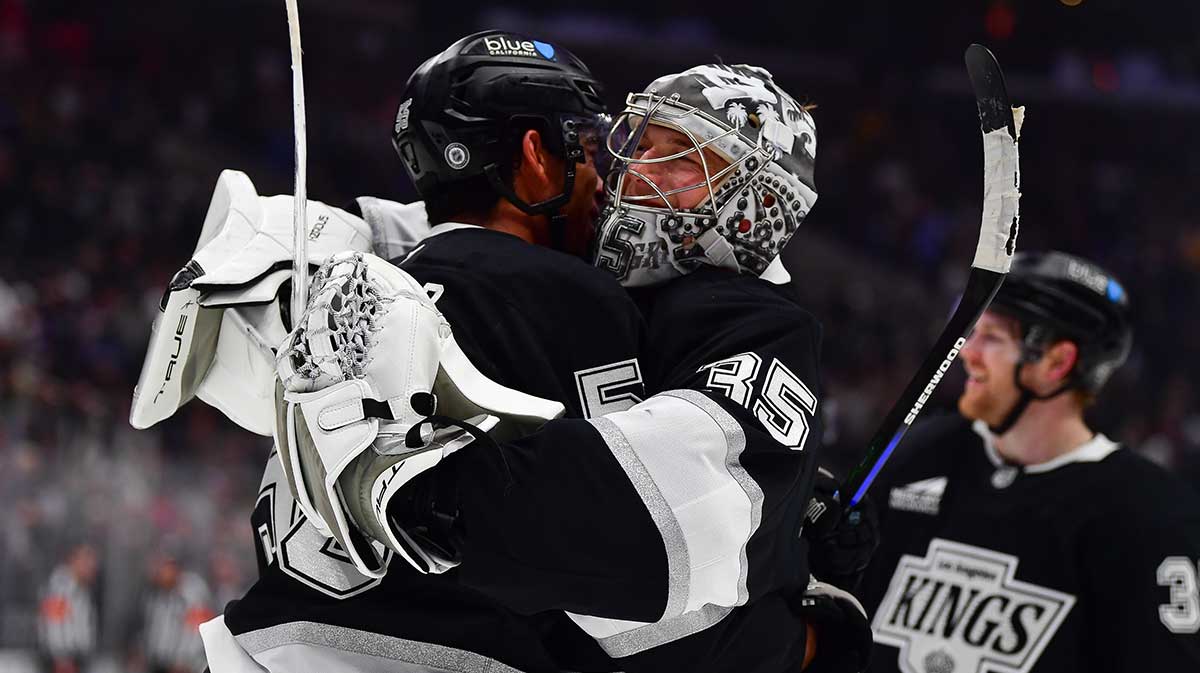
[{"xmin": 273, "ymin": 251, "xmax": 564, "ymax": 578}]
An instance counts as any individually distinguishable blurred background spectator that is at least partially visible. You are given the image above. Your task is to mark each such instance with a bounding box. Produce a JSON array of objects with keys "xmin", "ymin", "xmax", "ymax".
[{"xmin": 2, "ymin": 0, "xmax": 1198, "ymax": 668}]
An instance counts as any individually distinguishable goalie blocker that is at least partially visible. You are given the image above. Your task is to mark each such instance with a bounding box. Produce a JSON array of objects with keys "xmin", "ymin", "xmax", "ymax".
[{"xmin": 130, "ymin": 170, "xmax": 374, "ymax": 436}]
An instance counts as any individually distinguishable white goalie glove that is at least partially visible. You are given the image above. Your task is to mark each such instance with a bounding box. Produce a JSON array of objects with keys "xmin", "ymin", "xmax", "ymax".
[
  {"xmin": 273, "ymin": 251, "xmax": 563, "ymax": 578},
  {"xmin": 130, "ymin": 170, "xmax": 434, "ymax": 436}
]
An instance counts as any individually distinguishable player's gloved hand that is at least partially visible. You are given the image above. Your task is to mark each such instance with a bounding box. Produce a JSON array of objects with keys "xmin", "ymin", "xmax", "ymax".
[
  {"xmin": 790, "ymin": 579, "xmax": 872, "ymax": 673},
  {"xmin": 802, "ymin": 468, "xmax": 880, "ymax": 589},
  {"xmin": 274, "ymin": 251, "xmax": 478, "ymax": 578},
  {"xmin": 130, "ymin": 169, "xmax": 374, "ymax": 437},
  {"xmin": 274, "ymin": 251, "xmax": 565, "ymax": 580}
]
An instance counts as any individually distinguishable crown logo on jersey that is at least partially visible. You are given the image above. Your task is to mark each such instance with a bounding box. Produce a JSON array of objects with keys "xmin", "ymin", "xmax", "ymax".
[{"xmin": 873, "ymin": 538, "xmax": 1075, "ymax": 673}]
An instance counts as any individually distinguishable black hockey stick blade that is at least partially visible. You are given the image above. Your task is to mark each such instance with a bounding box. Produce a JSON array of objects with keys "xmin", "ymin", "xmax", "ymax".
[
  {"xmin": 966, "ymin": 44, "xmax": 1017, "ymax": 139},
  {"xmin": 841, "ymin": 45, "xmax": 1020, "ymax": 507}
]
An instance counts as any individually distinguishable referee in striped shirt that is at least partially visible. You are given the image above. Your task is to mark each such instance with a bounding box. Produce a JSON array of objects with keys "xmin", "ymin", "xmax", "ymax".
[
  {"xmin": 139, "ymin": 552, "xmax": 213, "ymax": 673},
  {"xmin": 38, "ymin": 544, "xmax": 98, "ymax": 673}
]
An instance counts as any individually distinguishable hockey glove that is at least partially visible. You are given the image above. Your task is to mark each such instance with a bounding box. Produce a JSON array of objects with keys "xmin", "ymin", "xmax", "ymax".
[
  {"xmin": 131, "ymin": 170, "xmax": 374, "ymax": 436},
  {"xmin": 274, "ymin": 252, "xmax": 564, "ymax": 578},
  {"xmin": 791, "ymin": 579, "xmax": 872, "ymax": 673},
  {"xmin": 802, "ymin": 468, "xmax": 880, "ymax": 589}
]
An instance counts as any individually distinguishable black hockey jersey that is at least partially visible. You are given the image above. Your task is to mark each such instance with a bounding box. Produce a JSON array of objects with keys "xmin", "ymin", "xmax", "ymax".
[
  {"xmin": 857, "ymin": 413, "xmax": 1200, "ymax": 673},
  {"xmin": 217, "ymin": 234, "xmax": 826, "ymax": 673},
  {"xmin": 221, "ymin": 225, "xmax": 649, "ymax": 672},
  {"xmin": 531, "ymin": 267, "xmax": 825, "ymax": 673},
  {"xmin": 411, "ymin": 267, "xmax": 827, "ymax": 673}
]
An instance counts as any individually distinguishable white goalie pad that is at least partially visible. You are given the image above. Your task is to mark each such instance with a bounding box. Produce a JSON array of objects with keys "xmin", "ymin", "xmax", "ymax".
[
  {"xmin": 274, "ymin": 252, "xmax": 564, "ymax": 578},
  {"xmin": 355, "ymin": 196, "xmax": 432, "ymax": 262},
  {"xmin": 130, "ymin": 169, "xmax": 373, "ymax": 434}
]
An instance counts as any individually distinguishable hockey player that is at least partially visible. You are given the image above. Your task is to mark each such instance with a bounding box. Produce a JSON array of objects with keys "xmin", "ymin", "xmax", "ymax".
[
  {"xmin": 131, "ymin": 33, "xmax": 864, "ymax": 671},
  {"xmin": 183, "ymin": 32, "xmax": 837, "ymax": 673},
  {"xmin": 856, "ymin": 251, "xmax": 1200, "ymax": 672},
  {"xmin": 142, "ymin": 30, "xmax": 648, "ymax": 673},
  {"xmin": 584, "ymin": 63, "xmax": 876, "ymax": 673},
  {"xmin": 278, "ymin": 63, "xmax": 873, "ymax": 673}
]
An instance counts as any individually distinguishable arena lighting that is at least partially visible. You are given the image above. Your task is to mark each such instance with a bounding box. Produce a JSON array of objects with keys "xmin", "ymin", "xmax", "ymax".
[
  {"xmin": 985, "ymin": 1, "xmax": 1016, "ymax": 41},
  {"xmin": 1092, "ymin": 60, "xmax": 1120, "ymax": 92}
]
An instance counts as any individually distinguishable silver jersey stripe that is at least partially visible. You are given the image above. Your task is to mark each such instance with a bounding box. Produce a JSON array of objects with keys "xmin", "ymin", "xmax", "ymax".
[
  {"xmin": 234, "ymin": 621, "xmax": 523, "ymax": 673},
  {"xmin": 660, "ymin": 388, "xmax": 761, "ymax": 607},
  {"xmin": 582, "ymin": 603, "xmax": 734, "ymax": 660},
  {"xmin": 588, "ymin": 415, "xmax": 691, "ymax": 620},
  {"xmin": 569, "ymin": 390, "xmax": 757, "ymax": 658}
]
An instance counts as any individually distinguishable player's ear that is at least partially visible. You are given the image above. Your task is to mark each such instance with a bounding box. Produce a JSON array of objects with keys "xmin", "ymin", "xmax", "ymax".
[
  {"xmin": 518, "ymin": 128, "xmax": 553, "ymax": 193},
  {"xmin": 1041, "ymin": 339, "xmax": 1079, "ymax": 385}
]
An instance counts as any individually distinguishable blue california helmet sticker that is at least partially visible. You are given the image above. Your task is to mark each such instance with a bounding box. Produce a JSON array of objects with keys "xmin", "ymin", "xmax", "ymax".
[
  {"xmin": 482, "ymin": 35, "xmax": 555, "ymax": 60},
  {"xmin": 1106, "ymin": 278, "xmax": 1124, "ymax": 303}
]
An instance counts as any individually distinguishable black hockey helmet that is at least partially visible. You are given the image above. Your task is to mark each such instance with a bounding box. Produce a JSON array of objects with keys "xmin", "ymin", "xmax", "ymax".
[
  {"xmin": 991, "ymin": 251, "xmax": 1132, "ymax": 395},
  {"xmin": 391, "ymin": 30, "xmax": 608, "ymax": 219}
]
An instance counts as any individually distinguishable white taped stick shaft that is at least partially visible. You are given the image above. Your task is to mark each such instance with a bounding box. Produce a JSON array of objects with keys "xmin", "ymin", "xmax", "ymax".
[
  {"xmin": 286, "ymin": 0, "xmax": 309, "ymax": 325},
  {"xmin": 972, "ymin": 106, "xmax": 1024, "ymax": 274}
]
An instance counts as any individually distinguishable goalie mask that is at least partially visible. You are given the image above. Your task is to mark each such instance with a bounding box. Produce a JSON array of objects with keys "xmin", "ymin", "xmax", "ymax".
[
  {"xmin": 274, "ymin": 252, "xmax": 564, "ymax": 578},
  {"xmin": 594, "ymin": 64, "xmax": 818, "ymax": 287}
]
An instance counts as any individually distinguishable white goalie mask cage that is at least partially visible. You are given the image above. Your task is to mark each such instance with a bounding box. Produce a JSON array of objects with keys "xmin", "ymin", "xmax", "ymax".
[
  {"xmin": 273, "ymin": 251, "xmax": 564, "ymax": 577},
  {"xmin": 593, "ymin": 64, "xmax": 819, "ymax": 287}
]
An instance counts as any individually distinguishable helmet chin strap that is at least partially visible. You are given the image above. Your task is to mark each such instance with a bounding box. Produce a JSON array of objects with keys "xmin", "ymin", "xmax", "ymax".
[
  {"xmin": 483, "ymin": 147, "xmax": 579, "ymax": 253},
  {"xmin": 987, "ymin": 360, "xmax": 1077, "ymax": 435}
]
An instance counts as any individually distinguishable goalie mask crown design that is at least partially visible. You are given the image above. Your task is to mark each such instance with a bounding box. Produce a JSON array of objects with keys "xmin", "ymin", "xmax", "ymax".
[{"xmin": 593, "ymin": 64, "xmax": 818, "ymax": 287}]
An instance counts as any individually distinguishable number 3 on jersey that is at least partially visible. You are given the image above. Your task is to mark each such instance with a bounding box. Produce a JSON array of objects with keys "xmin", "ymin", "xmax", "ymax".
[
  {"xmin": 1158, "ymin": 556, "xmax": 1200, "ymax": 634},
  {"xmin": 699, "ymin": 353, "xmax": 817, "ymax": 450}
]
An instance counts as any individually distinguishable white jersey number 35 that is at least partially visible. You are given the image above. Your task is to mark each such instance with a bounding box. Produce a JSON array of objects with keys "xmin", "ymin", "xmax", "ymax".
[
  {"xmin": 699, "ymin": 353, "xmax": 817, "ymax": 450},
  {"xmin": 1157, "ymin": 556, "xmax": 1200, "ymax": 634}
]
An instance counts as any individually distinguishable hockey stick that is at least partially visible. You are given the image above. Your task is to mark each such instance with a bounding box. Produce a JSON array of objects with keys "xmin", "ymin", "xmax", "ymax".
[
  {"xmin": 285, "ymin": 0, "xmax": 309, "ymax": 325},
  {"xmin": 840, "ymin": 45, "xmax": 1023, "ymax": 507}
]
